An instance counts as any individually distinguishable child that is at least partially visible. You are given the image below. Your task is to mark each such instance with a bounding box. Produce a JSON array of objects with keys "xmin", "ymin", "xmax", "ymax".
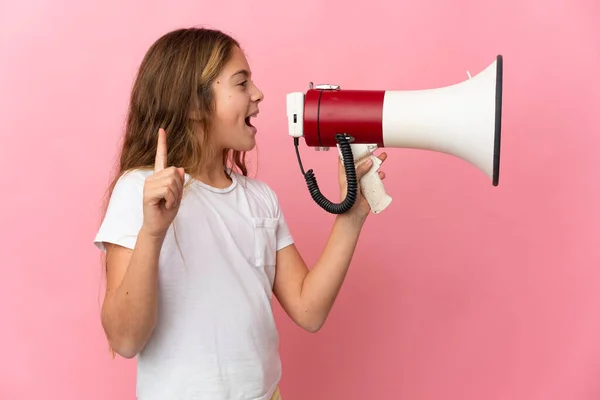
[{"xmin": 94, "ymin": 27, "xmax": 387, "ymax": 400}]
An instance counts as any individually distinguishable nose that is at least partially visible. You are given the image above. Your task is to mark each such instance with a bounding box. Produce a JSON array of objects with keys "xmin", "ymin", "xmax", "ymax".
[{"xmin": 252, "ymin": 82, "xmax": 264, "ymax": 103}]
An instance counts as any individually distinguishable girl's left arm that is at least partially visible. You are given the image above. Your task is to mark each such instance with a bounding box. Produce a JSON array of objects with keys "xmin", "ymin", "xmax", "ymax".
[
  {"xmin": 273, "ymin": 152, "xmax": 387, "ymax": 332},
  {"xmin": 273, "ymin": 213, "xmax": 366, "ymax": 332}
]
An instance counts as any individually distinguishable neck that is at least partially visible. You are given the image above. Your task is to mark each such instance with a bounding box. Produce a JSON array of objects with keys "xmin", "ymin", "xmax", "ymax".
[{"xmin": 189, "ymin": 153, "xmax": 232, "ymax": 189}]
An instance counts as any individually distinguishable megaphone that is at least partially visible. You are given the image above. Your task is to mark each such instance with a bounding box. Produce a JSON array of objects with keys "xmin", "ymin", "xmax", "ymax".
[{"xmin": 286, "ymin": 54, "xmax": 503, "ymax": 215}]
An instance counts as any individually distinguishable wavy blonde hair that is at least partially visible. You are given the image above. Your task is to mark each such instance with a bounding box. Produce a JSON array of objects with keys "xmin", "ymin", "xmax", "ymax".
[{"xmin": 112, "ymin": 27, "xmax": 247, "ymax": 188}]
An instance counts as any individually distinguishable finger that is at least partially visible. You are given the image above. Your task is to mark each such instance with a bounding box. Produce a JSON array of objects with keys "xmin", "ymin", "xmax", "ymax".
[
  {"xmin": 156, "ymin": 171, "xmax": 183, "ymax": 205},
  {"xmin": 169, "ymin": 167, "xmax": 184, "ymax": 195},
  {"xmin": 176, "ymin": 168, "xmax": 185, "ymax": 193},
  {"xmin": 376, "ymin": 152, "xmax": 388, "ymax": 162},
  {"xmin": 153, "ymin": 168, "xmax": 182, "ymax": 189},
  {"xmin": 163, "ymin": 186, "xmax": 177, "ymax": 209},
  {"xmin": 379, "ymin": 171, "xmax": 386, "ymax": 180},
  {"xmin": 355, "ymin": 158, "xmax": 373, "ymax": 180},
  {"xmin": 147, "ymin": 183, "xmax": 175, "ymax": 206},
  {"xmin": 154, "ymin": 128, "xmax": 167, "ymax": 173},
  {"xmin": 170, "ymin": 169, "xmax": 184, "ymax": 203}
]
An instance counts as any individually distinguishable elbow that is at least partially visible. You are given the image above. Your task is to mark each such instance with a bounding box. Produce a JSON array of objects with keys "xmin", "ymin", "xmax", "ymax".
[
  {"xmin": 304, "ymin": 324, "xmax": 323, "ymax": 334},
  {"xmin": 116, "ymin": 348, "xmax": 139, "ymax": 359},
  {"xmin": 299, "ymin": 315, "xmax": 326, "ymax": 333},
  {"xmin": 101, "ymin": 315, "xmax": 149, "ymax": 359},
  {"xmin": 107, "ymin": 336, "xmax": 144, "ymax": 359},
  {"xmin": 119, "ymin": 351, "xmax": 137, "ymax": 359},
  {"xmin": 292, "ymin": 304, "xmax": 330, "ymax": 333}
]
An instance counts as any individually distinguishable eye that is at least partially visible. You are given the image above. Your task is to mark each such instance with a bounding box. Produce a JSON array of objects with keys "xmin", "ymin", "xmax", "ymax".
[{"xmin": 239, "ymin": 80, "xmax": 247, "ymax": 87}]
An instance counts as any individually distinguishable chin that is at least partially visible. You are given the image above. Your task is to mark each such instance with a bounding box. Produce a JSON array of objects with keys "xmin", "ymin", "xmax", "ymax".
[
  {"xmin": 222, "ymin": 126, "xmax": 257, "ymax": 152},
  {"xmin": 231, "ymin": 138, "xmax": 256, "ymax": 152},
  {"xmin": 239, "ymin": 127, "xmax": 257, "ymax": 151},
  {"xmin": 240, "ymin": 140, "xmax": 256, "ymax": 152}
]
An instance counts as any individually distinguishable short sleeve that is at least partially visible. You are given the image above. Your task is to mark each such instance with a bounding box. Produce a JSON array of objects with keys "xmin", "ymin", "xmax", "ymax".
[
  {"xmin": 94, "ymin": 169, "xmax": 149, "ymax": 252},
  {"xmin": 276, "ymin": 209, "xmax": 294, "ymax": 251},
  {"xmin": 269, "ymin": 188, "xmax": 294, "ymax": 251}
]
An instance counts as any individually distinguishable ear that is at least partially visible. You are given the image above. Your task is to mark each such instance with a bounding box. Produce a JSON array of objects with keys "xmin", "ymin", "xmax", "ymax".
[
  {"xmin": 188, "ymin": 99, "xmax": 206, "ymax": 122},
  {"xmin": 189, "ymin": 109, "xmax": 203, "ymax": 121}
]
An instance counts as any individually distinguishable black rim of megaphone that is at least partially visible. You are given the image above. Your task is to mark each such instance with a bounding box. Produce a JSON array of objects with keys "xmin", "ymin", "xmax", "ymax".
[{"xmin": 493, "ymin": 54, "xmax": 503, "ymax": 187}]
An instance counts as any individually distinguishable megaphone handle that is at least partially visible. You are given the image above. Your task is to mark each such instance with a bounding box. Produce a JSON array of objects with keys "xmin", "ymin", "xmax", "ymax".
[{"xmin": 359, "ymin": 155, "xmax": 392, "ymax": 214}]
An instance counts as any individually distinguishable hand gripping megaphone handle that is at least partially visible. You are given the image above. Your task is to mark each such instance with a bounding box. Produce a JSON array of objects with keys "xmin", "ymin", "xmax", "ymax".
[
  {"xmin": 338, "ymin": 143, "xmax": 393, "ymax": 214},
  {"xmin": 358, "ymin": 154, "xmax": 393, "ymax": 214}
]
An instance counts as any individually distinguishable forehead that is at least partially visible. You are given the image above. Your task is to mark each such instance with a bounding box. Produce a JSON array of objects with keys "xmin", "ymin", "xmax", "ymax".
[{"xmin": 222, "ymin": 46, "xmax": 251, "ymax": 78}]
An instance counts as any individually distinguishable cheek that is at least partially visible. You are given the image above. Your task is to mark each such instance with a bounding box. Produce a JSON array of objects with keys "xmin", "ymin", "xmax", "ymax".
[{"xmin": 216, "ymin": 96, "xmax": 245, "ymax": 124}]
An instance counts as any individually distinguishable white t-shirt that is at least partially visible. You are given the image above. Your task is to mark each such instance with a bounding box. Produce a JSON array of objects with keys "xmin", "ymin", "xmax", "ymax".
[{"xmin": 94, "ymin": 168, "xmax": 294, "ymax": 400}]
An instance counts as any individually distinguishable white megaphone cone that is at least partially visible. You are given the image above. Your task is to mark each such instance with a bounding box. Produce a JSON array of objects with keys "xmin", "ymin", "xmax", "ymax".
[{"xmin": 286, "ymin": 55, "xmax": 503, "ymax": 215}]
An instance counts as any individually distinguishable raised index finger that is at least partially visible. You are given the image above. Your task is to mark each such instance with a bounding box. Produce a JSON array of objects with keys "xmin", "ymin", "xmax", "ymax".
[{"xmin": 154, "ymin": 128, "xmax": 167, "ymax": 173}]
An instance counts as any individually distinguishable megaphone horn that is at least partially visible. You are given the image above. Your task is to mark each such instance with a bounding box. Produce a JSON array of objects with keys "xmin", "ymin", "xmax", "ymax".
[{"xmin": 286, "ymin": 54, "xmax": 503, "ymax": 215}]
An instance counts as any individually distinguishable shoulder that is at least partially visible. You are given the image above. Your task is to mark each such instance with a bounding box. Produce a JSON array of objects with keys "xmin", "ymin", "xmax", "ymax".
[
  {"xmin": 95, "ymin": 168, "xmax": 152, "ymax": 252},
  {"xmin": 111, "ymin": 168, "xmax": 152, "ymax": 196},
  {"xmin": 236, "ymin": 172, "xmax": 279, "ymax": 199},
  {"xmin": 104, "ymin": 168, "xmax": 153, "ymax": 209},
  {"xmin": 234, "ymin": 172, "xmax": 282, "ymax": 214},
  {"xmin": 115, "ymin": 168, "xmax": 153, "ymax": 185}
]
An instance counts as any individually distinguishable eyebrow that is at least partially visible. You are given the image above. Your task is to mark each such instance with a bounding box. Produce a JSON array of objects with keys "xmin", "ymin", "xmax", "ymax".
[{"xmin": 231, "ymin": 69, "xmax": 250, "ymax": 79}]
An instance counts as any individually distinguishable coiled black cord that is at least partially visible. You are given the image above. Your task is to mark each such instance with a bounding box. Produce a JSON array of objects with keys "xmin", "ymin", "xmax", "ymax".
[{"xmin": 294, "ymin": 133, "xmax": 357, "ymax": 214}]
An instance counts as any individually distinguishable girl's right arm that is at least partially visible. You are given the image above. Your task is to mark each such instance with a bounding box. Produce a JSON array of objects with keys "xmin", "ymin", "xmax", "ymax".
[
  {"xmin": 101, "ymin": 229, "xmax": 164, "ymax": 358},
  {"xmin": 100, "ymin": 129, "xmax": 185, "ymax": 358}
]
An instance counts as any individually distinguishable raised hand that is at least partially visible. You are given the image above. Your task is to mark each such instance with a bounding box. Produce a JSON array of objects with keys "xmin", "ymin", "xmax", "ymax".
[{"xmin": 141, "ymin": 128, "xmax": 185, "ymax": 238}]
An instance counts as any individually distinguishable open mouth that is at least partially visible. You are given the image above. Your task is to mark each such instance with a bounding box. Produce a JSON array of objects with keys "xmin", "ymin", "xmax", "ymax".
[{"xmin": 245, "ymin": 116, "xmax": 253, "ymax": 127}]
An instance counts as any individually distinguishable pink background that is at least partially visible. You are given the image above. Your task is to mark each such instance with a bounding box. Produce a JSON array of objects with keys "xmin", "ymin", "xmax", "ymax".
[{"xmin": 1, "ymin": 0, "xmax": 599, "ymax": 399}]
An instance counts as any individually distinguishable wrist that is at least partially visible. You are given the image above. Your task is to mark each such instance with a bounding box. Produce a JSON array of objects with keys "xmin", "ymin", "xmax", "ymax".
[
  {"xmin": 139, "ymin": 224, "xmax": 168, "ymax": 244},
  {"xmin": 335, "ymin": 211, "xmax": 367, "ymax": 231}
]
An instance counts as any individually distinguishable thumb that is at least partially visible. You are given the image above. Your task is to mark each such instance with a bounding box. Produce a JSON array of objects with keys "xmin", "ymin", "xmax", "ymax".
[
  {"xmin": 177, "ymin": 168, "xmax": 185, "ymax": 190},
  {"xmin": 355, "ymin": 157, "xmax": 373, "ymax": 180}
]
